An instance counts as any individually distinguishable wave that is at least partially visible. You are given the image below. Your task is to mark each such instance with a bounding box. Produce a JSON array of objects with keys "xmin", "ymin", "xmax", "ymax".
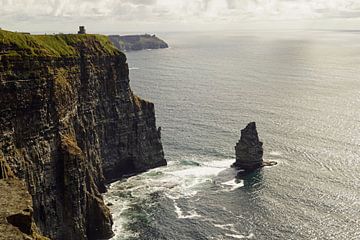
[
  {"xmin": 104, "ymin": 197, "xmax": 138, "ymax": 240},
  {"xmin": 214, "ymin": 224, "xmax": 255, "ymax": 239},
  {"xmin": 179, "ymin": 159, "xmax": 201, "ymax": 166},
  {"xmin": 172, "ymin": 199, "xmax": 201, "ymax": 219},
  {"xmin": 225, "ymin": 233, "xmax": 255, "ymax": 239},
  {"xmin": 104, "ymin": 157, "xmax": 240, "ymax": 239},
  {"xmin": 221, "ymin": 179, "xmax": 244, "ymax": 192}
]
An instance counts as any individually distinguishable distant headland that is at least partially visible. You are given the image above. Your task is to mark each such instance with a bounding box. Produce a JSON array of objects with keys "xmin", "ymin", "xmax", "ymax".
[
  {"xmin": 79, "ymin": 26, "xmax": 169, "ymax": 52},
  {"xmin": 108, "ymin": 34, "xmax": 169, "ymax": 51}
]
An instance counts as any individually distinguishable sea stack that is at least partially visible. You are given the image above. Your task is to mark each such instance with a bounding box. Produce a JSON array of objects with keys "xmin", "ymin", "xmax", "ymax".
[{"xmin": 233, "ymin": 122, "xmax": 264, "ymax": 171}]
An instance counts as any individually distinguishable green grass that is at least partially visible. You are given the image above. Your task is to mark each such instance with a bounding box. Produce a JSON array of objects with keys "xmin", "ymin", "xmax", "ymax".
[{"xmin": 0, "ymin": 29, "xmax": 120, "ymax": 57}]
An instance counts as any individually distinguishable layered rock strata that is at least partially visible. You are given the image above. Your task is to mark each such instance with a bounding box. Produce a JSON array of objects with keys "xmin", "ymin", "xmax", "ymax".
[{"xmin": 0, "ymin": 30, "xmax": 166, "ymax": 239}]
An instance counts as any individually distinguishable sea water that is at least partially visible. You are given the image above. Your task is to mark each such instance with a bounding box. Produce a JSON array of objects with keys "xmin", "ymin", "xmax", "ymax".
[{"xmin": 104, "ymin": 30, "xmax": 360, "ymax": 240}]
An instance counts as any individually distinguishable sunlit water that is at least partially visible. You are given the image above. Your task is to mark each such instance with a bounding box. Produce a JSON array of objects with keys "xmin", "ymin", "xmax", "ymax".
[{"xmin": 104, "ymin": 31, "xmax": 360, "ymax": 240}]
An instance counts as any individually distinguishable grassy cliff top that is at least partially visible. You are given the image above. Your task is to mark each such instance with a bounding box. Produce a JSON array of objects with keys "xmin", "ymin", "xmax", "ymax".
[{"xmin": 0, "ymin": 29, "xmax": 120, "ymax": 57}]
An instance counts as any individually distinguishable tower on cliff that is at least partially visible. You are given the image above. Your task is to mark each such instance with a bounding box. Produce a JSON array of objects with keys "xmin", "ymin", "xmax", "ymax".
[{"xmin": 78, "ymin": 26, "xmax": 86, "ymax": 34}]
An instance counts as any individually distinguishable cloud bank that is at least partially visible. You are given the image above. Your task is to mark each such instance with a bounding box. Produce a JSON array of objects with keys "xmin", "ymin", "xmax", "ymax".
[{"xmin": 1, "ymin": 0, "xmax": 360, "ymax": 32}]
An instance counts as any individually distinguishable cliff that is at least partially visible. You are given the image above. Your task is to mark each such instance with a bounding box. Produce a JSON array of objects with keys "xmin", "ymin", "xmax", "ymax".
[
  {"xmin": 0, "ymin": 30, "xmax": 166, "ymax": 239},
  {"xmin": 108, "ymin": 34, "xmax": 168, "ymax": 51}
]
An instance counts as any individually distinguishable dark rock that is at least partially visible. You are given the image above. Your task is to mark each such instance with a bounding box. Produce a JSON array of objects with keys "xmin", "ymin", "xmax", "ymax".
[
  {"xmin": 232, "ymin": 122, "xmax": 277, "ymax": 172},
  {"xmin": 233, "ymin": 122, "xmax": 264, "ymax": 171},
  {"xmin": 0, "ymin": 30, "xmax": 166, "ymax": 240},
  {"xmin": 6, "ymin": 211, "xmax": 33, "ymax": 235}
]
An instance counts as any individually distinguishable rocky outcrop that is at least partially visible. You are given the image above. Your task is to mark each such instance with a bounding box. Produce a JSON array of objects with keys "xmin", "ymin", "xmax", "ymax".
[
  {"xmin": 0, "ymin": 179, "xmax": 49, "ymax": 240},
  {"xmin": 233, "ymin": 122, "xmax": 264, "ymax": 171},
  {"xmin": 0, "ymin": 29, "xmax": 166, "ymax": 239},
  {"xmin": 233, "ymin": 122, "xmax": 276, "ymax": 172},
  {"xmin": 109, "ymin": 34, "xmax": 169, "ymax": 51}
]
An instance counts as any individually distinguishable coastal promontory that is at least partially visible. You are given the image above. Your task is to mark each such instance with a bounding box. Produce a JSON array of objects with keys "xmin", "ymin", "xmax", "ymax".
[
  {"xmin": 109, "ymin": 34, "xmax": 169, "ymax": 51},
  {"xmin": 0, "ymin": 29, "xmax": 166, "ymax": 240}
]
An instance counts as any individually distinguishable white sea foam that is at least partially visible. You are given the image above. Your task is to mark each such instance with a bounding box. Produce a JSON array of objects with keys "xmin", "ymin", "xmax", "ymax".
[
  {"xmin": 105, "ymin": 158, "xmax": 236, "ymax": 239},
  {"xmin": 213, "ymin": 223, "xmax": 235, "ymax": 231},
  {"xmin": 221, "ymin": 179, "xmax": 244, "ymax": 191},
  {"xmin": 104, "ymin": 198, "xmax": 138, "ymax": 240},
  {"xmin": 269, "ymin": 151, "xmax": 283, "ymax": 156},
  {"xmin": 214, "ymin": 224, "xmax": 255, "ymax": 239},
  {"xmin": 171, "ymin": 165, "xmax": 226, "ymax": 178},
  {"xmin": 173, "ymin": 199, "xmax": 201, "ymax": 219},
  {"xmin": 129, "ymin": 67, "xmax": 140, "ymax": 70},
  {"xmin": 225, "ymin": 233, "xmax": 254, "ymax": 239}
]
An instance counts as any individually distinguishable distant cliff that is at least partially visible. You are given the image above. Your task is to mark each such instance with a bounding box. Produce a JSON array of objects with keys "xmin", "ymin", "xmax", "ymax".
[
  {"xmin": 0, "ymin": 30, "xmax": 166, "ymax": 239},
  {"xmin": 109, "ymin": 34, "xmax": 169, "ymax": 51}
]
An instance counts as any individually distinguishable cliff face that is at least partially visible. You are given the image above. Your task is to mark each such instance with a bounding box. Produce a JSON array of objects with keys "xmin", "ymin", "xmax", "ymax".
[
  {"xmin": 108, "ymin": 34, "xmax": 169, "ymax": 51},
  {"xmin": 0, "ymin": 30, "xmax": 166, "ymax": 239},
  {"xmin": 0, "ymin": 179, "xmax": 49, "ymax": 240}
]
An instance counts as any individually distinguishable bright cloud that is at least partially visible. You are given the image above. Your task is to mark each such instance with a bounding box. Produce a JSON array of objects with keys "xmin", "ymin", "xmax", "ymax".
[{"xmin": 1, "ymin": 0, "xmax": 360, "ymax": 32}]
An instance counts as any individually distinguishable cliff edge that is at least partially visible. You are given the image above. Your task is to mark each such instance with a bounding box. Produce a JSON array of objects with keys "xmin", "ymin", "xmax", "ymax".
[{"xmin": 0, "ymin": 30, "xmax": 166, "ymax": 239}]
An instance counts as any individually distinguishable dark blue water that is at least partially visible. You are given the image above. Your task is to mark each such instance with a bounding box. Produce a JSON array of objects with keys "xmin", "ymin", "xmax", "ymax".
[{"xmin": 105, "ymin": 31, "xmax": 360, "ymax": 240}]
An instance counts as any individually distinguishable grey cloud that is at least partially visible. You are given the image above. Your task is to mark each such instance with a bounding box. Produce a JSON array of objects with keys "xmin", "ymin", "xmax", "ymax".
[
  {"xmin": 2, "ymin": 0, "xmax": 360, "ymax": 31},
  {"xmin": 123, "ymin": 0, "xmax": 157, "ymax": 5}
]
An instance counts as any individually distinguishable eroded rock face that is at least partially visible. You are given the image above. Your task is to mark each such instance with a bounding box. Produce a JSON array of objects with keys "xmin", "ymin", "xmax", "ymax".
[
  {"xmin": 233, "ymin": 122, "xmax": 264, "ymax": 171},
  {"xmin": 0, "ymin": 179, "xmax": 49, "ymax": 240},
  {"xmin": 0, "ymin": 33, "xmax": 166, "ymax": 239}
]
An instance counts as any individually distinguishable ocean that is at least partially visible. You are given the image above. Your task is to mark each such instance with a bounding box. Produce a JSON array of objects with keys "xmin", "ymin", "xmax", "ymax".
[{"xmin": 104, "ymin": 30, "xmax": 360, "ymax": 240}]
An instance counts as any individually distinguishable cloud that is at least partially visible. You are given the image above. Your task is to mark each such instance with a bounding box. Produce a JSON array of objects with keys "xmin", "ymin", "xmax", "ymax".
[
  {"xmin": 2, "ymin": 0, "xmax": 360, "ymax": 20},
  {"xmin": 1, "ymin": 0, "xmax": 360, "ymax": 32}
]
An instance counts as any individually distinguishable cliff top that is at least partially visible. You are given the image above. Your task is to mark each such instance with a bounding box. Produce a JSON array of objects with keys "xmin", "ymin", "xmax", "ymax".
[{"xmin": 0, "ymin": 29, "xmax": 120, "ymax": 57}]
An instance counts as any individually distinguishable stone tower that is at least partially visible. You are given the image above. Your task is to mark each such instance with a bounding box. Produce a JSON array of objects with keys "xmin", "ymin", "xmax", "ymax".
[{"xmin": 78, "ymin": 26, "xmax": 86, "ymax": 34}]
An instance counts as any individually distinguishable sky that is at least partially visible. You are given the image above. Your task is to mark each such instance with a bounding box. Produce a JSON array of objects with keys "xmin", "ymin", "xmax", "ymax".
[{"xmin": 1, "ymin": 0, "xmax": 360, "ymax": 33}]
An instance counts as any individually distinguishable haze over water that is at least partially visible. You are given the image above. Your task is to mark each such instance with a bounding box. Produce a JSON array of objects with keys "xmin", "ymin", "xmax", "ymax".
[{"xmin": 105, "ymin": 30, "xmax": 360, "ymax": 240}]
